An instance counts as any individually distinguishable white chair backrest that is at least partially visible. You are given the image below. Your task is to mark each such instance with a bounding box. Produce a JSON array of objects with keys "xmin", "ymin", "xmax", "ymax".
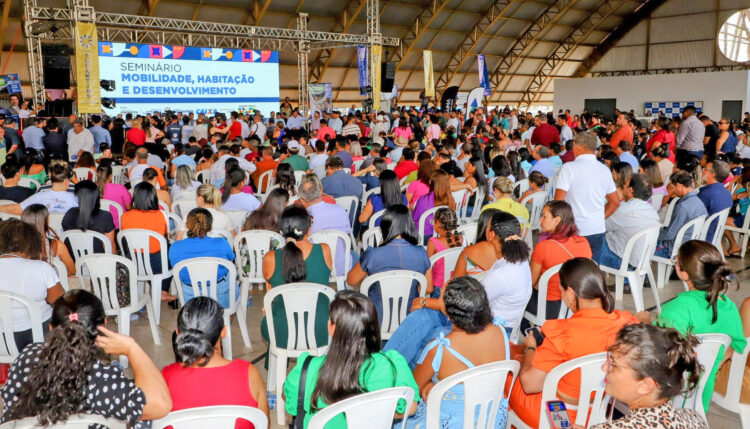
[
  {"xmin": 699, "ymin": 208, "xmax": 730, "ymax": 250},
  {"xmin": 399, "ymin": 176, "xmax": 408, "ymax": 187},
  {"xmin": 158, "ymin": 200, "xmax": 170, "ymax": 212},
  {"xmin": 60, "ymin": 229, "xmax": 112, "ymax": 259},
  {"xmin": 368, "ymin": 209, "xmax": 386, "ymax": 230},
  {"xmin": 100, "ymin": 199, "xmax": 124, "ymax": 227},
  {"xmin": 360, "ymin": 270, "xmax": 428, "ymax": 339},
  {"xmin": 308, "ymin": 387, "xmax": 415, "ymax": 429},
  {"xmin": 538, "ymin": 352, "xmax": 609, "ymax": 429},
  {"xmin": 0, "ymin": 212, "xmax": 19, "ymax": 221},
  {"xmin": 151, "ymin": 405, "xmax": 268, "ymax": 429},
  {"xmin": 73, "ymin": 167, "xmax": 94, "ymax": 182},
  {"xmin": 335, "ymin": 196, "xmax": 359, "ymax": 227},
  {"xmin": 173, "ymin": 190, "xmax": 195, "ymax": 201},
  {"xmin": 362, "ymin": 186, "xmax": 380, "ymax": 206},
  {"xmin": 426, "ymin": 361, "xmax": 520, "ymax": 429},
  {"xmin": 468, "ymin": 186, "xmax": 485, "ymax": 223},
  {"xmin": 452, "ymin": 189, "xmax": 468, "ymax": 217},
  {"xmin": 48, "ymin": 212, "xmax": 65, "ymax": 233},
  {"xmin": 713, "ymin": 336, "xmax": 750, "ymax": 414},
  {"xmin": 525, "ymin": 263, "xmax": 563, "ymax": 328},
  {"xmin": 660, "ymin": 196, "xmax": 680, "ymax": 225},
  {"xmin": 172, "ymin": 199, "xmax": 198, "ymax": 219},
  {"xmin": 309, "ymin": 229, "xmax": 352, "ymax": 280},
  {"xmin": 418, "ymin": 205, "xmax": 449, "ymax": 245},
  {"xmin": 117, "ymin": 229, "xmax": 169, "ymax": 277},
  {"xmin": 233, "ymin": 230, "xmax": 284, "ymax": 283},
  {"xmin": 673, "ymin": 333, "xmax": 732, "ymax": 419},
  {"xmin": 429, "ymin": 247, "xmax": 464, "ymax": 287},
  {"xmin": 669, "ymin": 215, "xmax": 706, "ymax": 258},
  {"xmin": 224, "ymin": 210, "xmax": 250, "ymax": 233},
  {"xmin": 76, "ymin": 255, "xmax": 137, "ymax": 314},
  {"xmin": 513, "ymin": 178, "xmax": 529, "ymax": 197},
  {"xmin": 617, "ymin": 224, "xmax": 661, "ymax": 273},
  {"xmin": 18, "ymin": 177, "xmax": 41, "ymax": 191},
  {"xmin": 50, "ymin": 256, "xmax": 70, "ymax": 291},
  {"xmin": 352, "ymin": 159, "xmax": 365, "ymax": 172},
  {"xmin": 195, "ymin": 169, "xmax": 211, "ymax": 184},
  {"xmin": 650, "ymin": 190, "xmax": 666, "ymax": 212},
  {"xmin": 361, "ymin": 227, "xmax": 383, "ymax": 252},
  {"xmin": 258, "ymin": 169, "xmax": 275, "ymax": 194},
  {"xmin": 162, "ymin": 210, "xmax": 182, "ymax": 242},
  {"xmin": 293, "ymin": 170, "xmax": 305, "ymax": 187},
  {"xmin": 517, "ymin": 216, "xmax": 533, "ymax": 250},
  {"xmin": 0, "ymin": 291, "xmax": 44, "ymax": 363},
  {"xmin": 0, "ymin": 414, "xmax": 127, "ymax": 428},
  {"xmin": 263, "ymin": 283, "xmax": 336, "ymax": 355},
  {"xmin": 456, "ymin": 222, "xmax": 477, "ymax": 245},
  {"xmin": 521, "ymin": 191, "xmax": 547, "ymax": 230},
  {"xmin": 172, "ymin": 257, "xmax": 238, "ymax": 310},
  {"xmin": 111, "ymin": 165, "xmax": 127, "ymax": 185}
]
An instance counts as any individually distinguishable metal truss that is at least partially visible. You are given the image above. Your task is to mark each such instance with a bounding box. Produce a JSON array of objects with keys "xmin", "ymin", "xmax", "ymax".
[
  {"xmin": 386, "ymin": 0, "xmax": 451, "ymax": 68},
  {"xmin": 590, "ymin": 65, "xmax": 750, "ymax": 77},
  {"xmin": 518, "ymin": 0, "xmax": 628, "ymax": 110},
  {"xmin": 297, "ymin": 13, "xmax": 309, "ymax": 118},
  {"xmin": 308, "ymin": 0, "xmax": 367, "ymax": 83},
  {"xmin": 488, "ymin": 0, "xmax": 577, "ymax": 103}
]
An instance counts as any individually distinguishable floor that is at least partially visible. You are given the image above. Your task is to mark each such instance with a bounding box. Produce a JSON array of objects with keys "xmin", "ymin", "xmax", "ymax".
[{"xmin": 85, "ymin": 256, "xmax": 750, "ymax": 428}]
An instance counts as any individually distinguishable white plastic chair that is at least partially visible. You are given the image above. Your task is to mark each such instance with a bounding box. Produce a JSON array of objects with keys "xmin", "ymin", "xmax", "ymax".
[
  {"xmin": 507, "ymin": 352, "xmax": 610, "ymax": 429},
  {"xmin": 48, "ymin": 212, "xmax": 65, "ymax": 233},
  {"xmin": 117, "ymin": 229, "xmax": 172, "ymax": 325},
  {"xmin": 100, "ymin": 199, "xmax": 124, "ymax": 228},
  {"xmin": 0, "ymin": 291, "xmax": 44, "ymax": 364},
  {"xmin": 726, "ymin": 210, "xmax": 750, "ymax": 258},
  {"xmin": 50, "ymin": 256, "xmax": 70, "ymax": 292},
  {"xmin": 309, "ymin": 229, "xmax": 352, "ymax": 291},
  {"xmin": 224, "ymin": 210, "xmax": 250, "ymax": 233},
  {"xmin": 18, "ymin": 177, "xmax": 41, "ymax": 191},
  {"xmin": 517, "ymin": 216, "xmax": 534, "ymax": 250},
  {"xmin": 650, "ymin": 215, "xmax": 706, "ymax": 289},
  {"xmin": 599, "ymin": 224, "xmax": 661, "ymax": 312},
  {"xmin": 673, "ymin": 333, "xmax": 733, "ymax": 421},
  {"xmin": 699, "ymin": 208, "xmax": 730, "ymax": 256},
  {"xmin": 0, "ymin": 414, "xmax": 126, "ymax": 428},
  {"xmin": 0, "ymin": 212, "xmax": 19, "ymax": 221},
  {"xmin": 208, "ymin": 228, "xmax": 234, "ymax": 243},
  {"xmin": 335, "ymin": 195, "xmax": 359, "ymax": 231},
  {"xmin": 172, "ymin": 257, "xmax": 242, "ymax": 360},
  {"xmin": 352, "ymin": 159, "xmax": 365, "ymax": 172},
  {"xmin": 368, "ymin": 209, "xmax": 386, "ymax": 230},
  {"xmin": 162, "ymin": 210, "xmax": 182, "ymax": 243},
  {"xmin": 73, "ymin": 167, "xmax": 94, "ymax": 182},
  {"xmin": 418, "ymin": 205, "xmax": 449, "ymax": 245},
  {"xmin": 360, "ymin": 270, "xmax": 428, "ymax": 340},
  {"xmin": 513, "ymin": 178, "xmax": 529, "ymax": 198},
  {"xmin": 60, "ymin": 230, "xmax": 113, "ymax": 259},
  {"xmin": 466, "ymin": 186, "xmax": 485, "ymax": 224},
  {"xmin": 426, "ymin": 361, "xmax": 520, "ymax": 429},
  {"xmin": 521, "ymin": 191, "xmax": 547, "ymax": 232},
  {"xmin": 111, "ymin": 165, "xmax": 127, "ymax": 185},
  {"xmin": 257, "ymin": 169, "xmax": 275, "ymax": 195},
  {"xmin": 264, "ymin": 283, "xmax": 336, "ymax": 425},
  {"xmin": 293, "ymin": 170, "xmax": 305, "ymax": 187},
  {"xmin": 456, "ymin": 222, "xmax": 477, "ymax": 245},
  {"xmin": 195, "ymin": 169, "xmax": 211, "ymax": 184},
  {"xmin": 308, "ymin": 387, "xmax": 415, "ymax": 429},
  {"xmin": 361, "ymin": 227, "xmax": 383, "ymax": 252},
  {"xmin": 522, "ymin": 264, "xmax": 564, "ymax": 329},
  {"xmin": 712, "ymin": 336, "xmax": 750, "ymax": 427},
  {"xmin": 152, "ymin": 405, "xmax": 268, "ymax": 429},
  {"xmin": 158, "ymin": 200, "xmax": 170, "ymax": 213},
  {"xmin": 452, "ymin": 189, "xmax": 469, "ymax": 221},
  {"xmin": 429, "ymin": 247, "xmax": 463, "ymax": 287},
  {"xmin": 660, "ymin": 196, "xmax": 680, "ymax": 225},
  {"xmin": 76, "ymin": 255, "xmax": 161, "ymax": 367},
  {"xmin": 172, "ymin": 199, "xmax": 198, "ymax": 219},
  {"xmin": 0, "ymin": 199, "xmax": 16, "ymax": 206},
  {"xmin": 362, "ymin": 186, "xmax": 380, "ymax": 207}
]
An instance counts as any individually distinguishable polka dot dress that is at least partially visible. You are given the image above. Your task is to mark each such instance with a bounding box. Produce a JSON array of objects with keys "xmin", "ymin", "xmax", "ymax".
[{"xmin": 0, "ymin": 343, "xmax": 149, "ymax": 428}]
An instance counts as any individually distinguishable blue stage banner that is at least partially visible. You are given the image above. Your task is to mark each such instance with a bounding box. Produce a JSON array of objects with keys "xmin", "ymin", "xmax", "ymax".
[
  {"xmin": 357, "ymin": 45, "xmax": 369, "ymax": 95},
  {"xmin": 477, "ymin": 54, "xmax": 491, "ymax": 97}
]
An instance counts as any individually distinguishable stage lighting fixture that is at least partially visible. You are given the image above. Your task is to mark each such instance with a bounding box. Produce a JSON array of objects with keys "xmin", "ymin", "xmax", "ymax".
[
  {"xmin": 101, "ymin": 98, "xmax": 116, "ymax": 109},
  {"xmin": 100, "ymin": 80, "xmax": 116, "ymax": 91}
]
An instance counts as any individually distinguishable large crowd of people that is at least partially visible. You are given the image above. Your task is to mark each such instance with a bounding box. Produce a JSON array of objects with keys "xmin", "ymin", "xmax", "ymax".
[{"xmin": 0, "ymin": 101, "xmax": 748, "ymax": 429}]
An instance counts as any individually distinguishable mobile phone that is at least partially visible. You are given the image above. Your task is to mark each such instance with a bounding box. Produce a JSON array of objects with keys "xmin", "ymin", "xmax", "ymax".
[
  {"xmin": 523, "ymin": 326, "xmax": 545, "ymax": 346},
  {"xmin": 546, "ymin": 400, "xmax": 572, "ymax": 429}
]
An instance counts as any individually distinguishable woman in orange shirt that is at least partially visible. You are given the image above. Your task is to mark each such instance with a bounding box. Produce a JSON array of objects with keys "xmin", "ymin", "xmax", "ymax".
[
  {"xmin": 509, "ymin": 258, "xmax": 637, "ymax": 428},
  {"xmin": 522, "ymin": 201, "xmax": 592, "ymax": 332},
  {"xmin": 121, "ymin": 182, "xmax": 173, "ymax": 302}
]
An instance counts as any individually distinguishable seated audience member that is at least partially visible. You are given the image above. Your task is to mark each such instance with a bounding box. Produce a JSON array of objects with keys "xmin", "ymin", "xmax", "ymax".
[
  {"xmin": 22, "ymin": 204, "xmax": 75, "ymax": 275},
  {"xmin": 242, "ymin": 188, "xmax": 289, "ymax": 232},
  {"xmin": 612, "ymin": 162, "xmax": 633, "ymax": 201},
  {"xmin": 0, "ymin": 162, "xmax": 77, "ymax": 215},
  {"xmin": 171, "ymin": 165, "xmax": 201, "ymax": 199},
  {"xmin": 509, "ymin": 258, "xmax": 637, "ymax": 428},
  {"xmin": 426, "ymin": 208, "xmax": 463, "ymax": 290},
  {"xmin": 169, "ymin": 208, "xmax": 236, "ymax": 308},
  {"xmin": 283, "ymin": 291, "xmax": 418, "ymax": 427},
  {"xmin": 462, "ymin": 156, "xmax": 488, "ymax": 197},
  {"xmin": 518, "ymin": 170, "xmax": 547, "ymax": 203},
  {"xmin": 176, "ymin": 184, "xmax": 234, "ymax": 240},
  {"xmin": 142, "ymin": 167, "xmax": 171, "ymax": 209},
  {"xmin": 453, "ymin": 208, "xmax": 502, "ymax": 277},
  {"xmin": 121, "ymin": 182, "xmax": 172, "ymax": 301},
  {"xmin": 0, "ymin": 219, "xmax": 65, "ymax": 352},
  {"xmin": 638, "ymin": 240, "xmax": 746, "ymax": 412},
  {"xmin": 587, "ymin": 324, "xmax": 708, "ymax": 429},
  {"xmin": 404, "ymin": 277, "xmax": 510, "ymax": 428},
  {"xmin": 698, "ymin": 159, "xmax": 733, "ymax": 240},
  {"xmin": 394, "ymin": 147, "xmax": 419, "ymax": 180},
  {"xmin": 523, "ymin": 201, "xmax": 591, "ymax": 331},
  {"xmin": 358, "ymin": 169, "xmax": 407, "ymax": 227},
  {"xmin": 281, "ymin": 140, "xmax": 309, "ymax": 171},
  {"xmin": 72, "ymin": 151, "xmax": 96, "ymax": 182},
  {"xmin": 0, "ymin": 160, "xmax": 34, "ymax": 202},
  {"xmin": 715, "ymin": 295, "xmax": 750, "ymax": 408},
  {"xmin": 615, "ymin": 141, "xmax": 640, "ymax": 172},
  {"xmin": 0, "ymin": 289, "xmax": 172, "ymax": 426},
  {"xmin": 600, "ymin": 173, "xmax": 660, "ymax": 269},
  {"xmin": 655, "ymin": 171, "xmax": 707, "ymax": 257},
  {"xmin": 651, "ymin": 144, "xmax": 674, "ymax": 184},
  {"xmin": 221, "ymin": 167, "xmax": 261, "ymax": 212},
  {"xmin": 639, "ymin": 159, "xmax": 668, "ymax": 209},
  {"xmin": 298, "ymin": 174, "xmax": 353, "ymax": 276},
  {"xmin": 528, "ymin": 145, "xmax": 555, "ymax": 178},
  {"xmin": 95, "ymin": 164, "xmax": 131, "ymax": 229},
  {"xmin": 413, "ymin": 170, "xmax": 457, "ymax": 243},
  {"xmin": 347, "ymin": 204, "xmax": 432, "ymax": 320},
  {"xmin": 321, "ymin": 156, "xmax": 363, "ymax": 199},
  {"xmin": 308, "ymin": 139, "xmax": 329, "ymax": 179},
  {"xmin": 352, "ymin": 157, "xmax": 385, "ymax": 191},
  {"xmin": 261, "ymin": 205, "xmax": 333, "ymax": 355},
  {"xmin": 162, "ymin": 297, "xmax": 269, "ymax": 428},
  {"xmin": 128, "ymin": 147, "xmax": 167, "ymax": 187},
  {"xmin": 61, "ymin": 180, "xmax": 116, "ymax": 253},
  {"xmin": 274, "ymin": 162, "xmax": 298, "ymax": 197},
  {"xmin": 483, "ymin": 176, "xmax": 529, "ymax": 221},
  {"xmin": 406, "ymin": 160, "xmax": 435, "ymax": 209}
]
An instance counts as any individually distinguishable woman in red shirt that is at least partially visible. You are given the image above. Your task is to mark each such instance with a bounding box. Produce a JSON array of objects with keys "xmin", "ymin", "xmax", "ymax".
[
  {"xmin": 126, "ymin": 117, "xmax": 147, "ymax": 146},
  {"xmin": 646, "ymin": 117, "xmax": 676, "ymax": 163},
  {"xmin": 162, "ymin": 297, "xmax": 269, "ymax": 429}
]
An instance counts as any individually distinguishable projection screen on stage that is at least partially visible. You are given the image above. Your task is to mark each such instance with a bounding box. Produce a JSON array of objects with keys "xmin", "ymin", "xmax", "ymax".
[{"xmin": 98, "ymin": 42, "xmax": 280, "ymax": 116}]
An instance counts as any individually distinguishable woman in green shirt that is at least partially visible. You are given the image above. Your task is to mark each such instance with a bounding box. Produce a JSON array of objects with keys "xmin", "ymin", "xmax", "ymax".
[
  {"xmin": 638, "ymin": 240, "xmax": 746, "ymax": 411},
  {"xmin": 283, "ymin": 290, "xmax": 419, "ymax": 428}
]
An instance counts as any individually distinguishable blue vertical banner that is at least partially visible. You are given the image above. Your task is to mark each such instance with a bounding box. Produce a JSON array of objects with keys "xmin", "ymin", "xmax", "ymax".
[
  {"xmin": 477, "ymin": 54, "xmax": 491, "ymax": 97},
  {"xmin": 357, "ymin": 45, "xmax": 369, "ymax": 95}
]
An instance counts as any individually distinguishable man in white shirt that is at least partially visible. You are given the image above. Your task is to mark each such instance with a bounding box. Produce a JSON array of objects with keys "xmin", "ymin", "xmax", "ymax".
[
  {"xmin": 558, "ymin": 114, "xmax": 573, "ymax": 144},
  {"xmin": 554, "ymin": 131, "xmax": 620, "ymax": 263},
  {"xmin": 328, "ymin": 111, "xmax": 343, "ymax": 135},
  {"xmin": 66, "ymin": 119, "xmax": 94, "ymax": 164},
  {"xmin": 509, "ymin": 110, "xmax": 519, "ymax": 133},
  {"xmin": 286, "ymin": 109, "xmax": 304, "ymax": 130},
  {"xmin": 210, "ymin": 144, "xmax": 257, "ymax": 184},
  {"xmin": 249, "ymin": 114, "xmax": 267, "ymax": 141},
  {"xmin": 0, "ymin": 162, "xmax": 77, "ymax": 215},
  {"xmin": 446, "ymin": 111, "xmax": 460, "ymax": 134},
  {"xmin": 309, "ymin": 140, "xmax": 329, "ymax": 179},
  {"xmin": 601, "ymin": 173, "xmax": 660, "ymax": 269}
]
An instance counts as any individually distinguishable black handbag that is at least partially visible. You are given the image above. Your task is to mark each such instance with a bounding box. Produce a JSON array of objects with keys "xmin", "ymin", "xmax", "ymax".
[{"xmin": 289, "ymin": 355, "xmax": 313, "ymax": 429}]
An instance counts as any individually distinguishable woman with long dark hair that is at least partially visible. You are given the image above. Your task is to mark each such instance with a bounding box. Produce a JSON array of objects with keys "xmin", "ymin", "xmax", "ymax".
[
  {"xmin": 20, "ymin": 147, "xmax": 47, "ymax": 189},
  {"xmin": 61, "ymin": 180, "xmax": 116, "ymax": 253},
  {"xmin": 0, "ymin": 289, "xmax": 172, "ymax": 427},
  {"xmin": 358, "ymin": 169, "xmax": 407, "ymax": 226},
  {"xmin": 162, "ymin": 296, "xmax": 269, "ymax": 427},
  {"xmin": 21, "ymin": 203, "xmax": 75, "ymax": 275},
  {"xmin": 110, "ymin": 117, "xmax": 126, "ymax": 153},
  {"xmin": 275, "ymin": 162, "xmax": 297, "ymax": 197},
  {"xmin": 406, "ymin": 159, "xmax": 435, "ymax": 209},
  {"xmin": 242, "ymin": 188, "xmax": 290, "ymax": 231},
  {"xmin": 95, "ymin": 164, "xmax": 131, "ymax": 229},
  {"xmin": 509, "ymin": 258, "xmax": 638, "ymax": 428},
  {"xmin": 221, "ymin": 167, "xmax": 260, "ymax": 212},
  {"xmin": 142, "ymin": 167, "xmax": 171, "ymax": 208},
  {"xmin": 284, "ymin": 291, "xmax": 418, "ymax": 427}
]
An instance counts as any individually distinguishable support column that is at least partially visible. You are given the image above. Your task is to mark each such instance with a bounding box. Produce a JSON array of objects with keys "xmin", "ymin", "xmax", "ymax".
[
  {"xmin": 367, "ymin": 0, "xmax": 382, "ymax": 112},
  {"xmin": 23, "ymin": 0, "xmax": 46, "ymax": 111},
  {"xmin": 296, "ymin": 13, "xmax": 309, "ymax": 119}
]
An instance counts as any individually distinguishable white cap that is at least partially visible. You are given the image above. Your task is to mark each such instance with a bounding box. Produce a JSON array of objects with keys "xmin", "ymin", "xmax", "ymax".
[{"xmin": 287, "ymin": 140, "xmax": 300, "ymax": 151}]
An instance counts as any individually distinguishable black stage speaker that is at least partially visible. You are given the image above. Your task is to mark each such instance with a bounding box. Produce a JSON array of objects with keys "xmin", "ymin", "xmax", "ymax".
[
  {"xmin": 42, "ymin": 44, "xmax": 71, "ymax": 89},
  {"xmin": 381, "ymin": 62, "xmax": 395, "ymax": 93}
]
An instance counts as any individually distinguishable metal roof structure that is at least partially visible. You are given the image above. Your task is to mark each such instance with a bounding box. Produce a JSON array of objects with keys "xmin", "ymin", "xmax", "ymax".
[{"xmin": 3, "ymin": 0, "xmax": 750, "ymax": 109}]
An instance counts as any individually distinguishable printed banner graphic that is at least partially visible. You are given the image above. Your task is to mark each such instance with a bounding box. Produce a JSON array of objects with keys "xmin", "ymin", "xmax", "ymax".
[
  {"xmin": 75, "ymin": 22, "xmax": 101, "ymax": 114},
  {"xmin": 97, "ymin": 41, "xmax": 280, "ymax": 116},
  {"xmin": 308, "ymin": 83, "xmax": 332, "ymax": 115},
  {"xmin": 644, "ymin": 101, "xmax": 703, "ymax": 118},
  {"xmin": 466, "ymin": 87, "xmax": 485, "ymax": 120},
  {"xmin": 477, "ymin": 54, "xmax": 491, "ymax": 97},
  {"xmin": 357, "ymin": 45, "xmax": 369, "ymax": 95},
  {"xmin": 424, "ymin": 50, "xmax": 434, "ymax": 98}
]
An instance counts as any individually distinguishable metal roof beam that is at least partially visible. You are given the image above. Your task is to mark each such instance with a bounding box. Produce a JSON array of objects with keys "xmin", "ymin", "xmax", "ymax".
[
  {"xmin": 243, "ymin": 0, "xmax": 272, "ymax": 25},
  {"xmin": 309, "ymin": 0, "xmax": 367, "ymax": 83},
  {"xmin": 387, "ymin": 0, "xmax": 452, "ymax": 68}
]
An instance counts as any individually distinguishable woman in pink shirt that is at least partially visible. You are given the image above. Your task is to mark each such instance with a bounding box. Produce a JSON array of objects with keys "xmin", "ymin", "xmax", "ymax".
[
  {"xmin": 406, "ymin": 160, "xmax": 434, "ymax": 209},
  {"xmin": 393, "ymin": 121, "xmax": 413, "ymax": 145},
  {"xmin": 96, "ymin": 164, "xmax": 131, "ymax": 229}
]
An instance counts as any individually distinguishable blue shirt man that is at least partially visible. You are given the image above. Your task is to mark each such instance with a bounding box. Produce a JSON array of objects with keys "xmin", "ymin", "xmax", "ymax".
[
  {"xmin": 619, "ymin": 151, "xmax": 640, "ymax": 172},
  {"xmin": 528, "ymin": 145, "xmax": 555, "ymax": 178},
  {"xmin": 88, "ymin": 124, "xmax": 111, "ymax": 153},
  {"xmin": 697, "ymin": 161, "xmax": 734, "ymax": 241},
  {"xmin": 657, "ymin": 177, "xmax": 707, "ymax": 257},
  {"xmin": 21, "ymin": 122, "xmax": 46, "ymax": 151},
  {"xmin": 322, "ymin": 168, "xmax": 363, "ymax": 199}
]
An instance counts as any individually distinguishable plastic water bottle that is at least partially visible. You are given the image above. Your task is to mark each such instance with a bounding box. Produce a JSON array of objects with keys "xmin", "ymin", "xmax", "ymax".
[{"xmin": 267, "ymin": 392, "xmax": 276, "ymax": 410}]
